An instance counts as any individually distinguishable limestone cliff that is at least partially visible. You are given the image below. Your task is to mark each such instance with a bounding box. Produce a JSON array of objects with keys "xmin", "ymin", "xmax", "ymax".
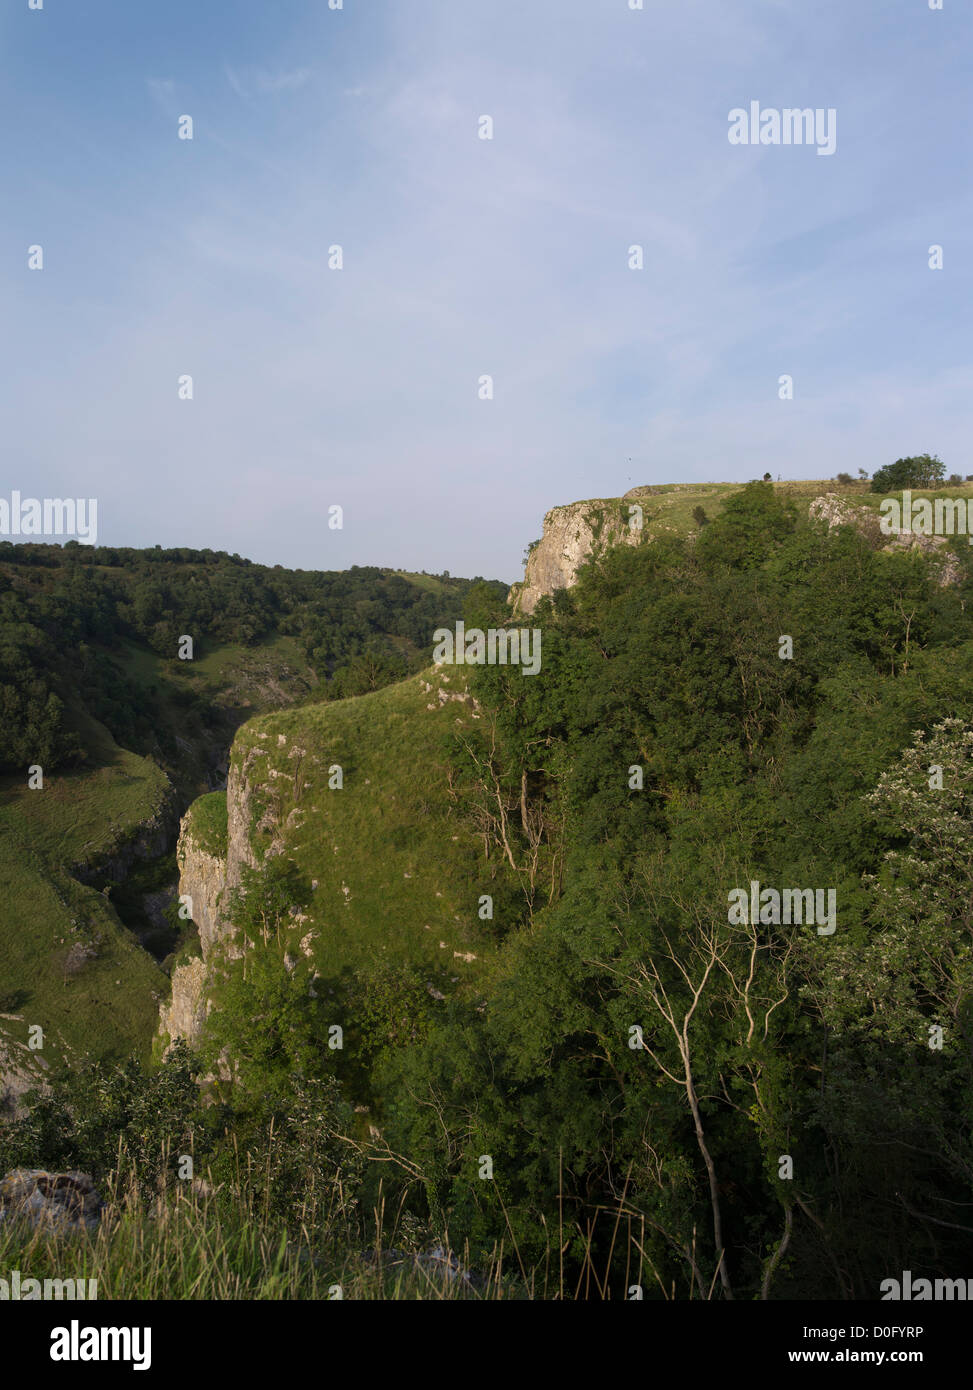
[
  {"xmin": 510, "ymin": 483, "xmax": 965, "ymax": 615},
  {"xmin": 161, "ymin": 746, "xmax": 273, "ymax": 1048},
  {"xmin": 223, "ymin": 746, "xmax": 263, "ymax": 900},
  {"xmin": 158, "ymin": 663, "xmax": 498, "ymax": 1059},
  {"xmin": 809, "ymin": 493, "xmax": 963, "ymax": 586},
  {"xmin": 161, "ymin": 801, "xmax": 231, "ymax": 1049},
  {"xmin": 510, "ymin": 498, "xmax": 642, "ymax": 615},
  {"xmin": 158, "ymin": 957, "xmax": 209, "ymax": 1054},
  {"xmin": 175, "ymin": 818, "xmax": 226, "ymax": 957}
]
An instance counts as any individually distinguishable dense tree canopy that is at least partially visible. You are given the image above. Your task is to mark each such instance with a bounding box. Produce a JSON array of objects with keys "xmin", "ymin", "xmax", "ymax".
[
  {"xmin": 0, "ymin": 544, "xmax": 505, "ymax": 772},
  {"xmin": 374, "ymin": 483, "xmax": 973, "ymax": 1296},
  {"xmin": 871, "ymin": 453, "xmax": 947, "ymax": 492}
]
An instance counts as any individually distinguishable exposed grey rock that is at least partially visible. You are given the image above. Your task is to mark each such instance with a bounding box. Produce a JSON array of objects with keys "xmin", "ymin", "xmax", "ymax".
[
  {"xmin": 176, "ymin": 825, "xmax": 226, "ymax": 958},
  {"xmin": 0, "ymin": 1029, "xmax": 48, "ymax": 1118},
  {"xmin": 0, "ymin": 1170, "xmax": 102, "ymax": 1233},
  {"xmin": 159, "ymin": 956, "xmax": 209, "ymax": 1048},
  {"xmin": 809, "ymin": 492, "xmax": 962, "ymax": 587},
  {"xmin": 161, "ymin": 799, "xmax": 237, "ymax": 1051},
  {"xmin": 510, "ymin": 499, "xmax": 640, "ymax": 615},
  {"xmin": 362, "ymin": 1245, "xmax": 478, "ymax": 1288}
]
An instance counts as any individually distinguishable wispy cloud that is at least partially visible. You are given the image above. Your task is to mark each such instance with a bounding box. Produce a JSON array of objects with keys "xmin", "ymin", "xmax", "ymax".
[
  {"xmin": 224, "ymin": 65, "xmax": 313, "ymax": 101},
  {"xmin": 2, "ymin": 0, "xmax": 969, "ymax": 578}
]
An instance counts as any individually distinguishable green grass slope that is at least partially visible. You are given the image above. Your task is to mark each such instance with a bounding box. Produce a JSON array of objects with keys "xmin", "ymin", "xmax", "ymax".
[
  {"xmin": 227, "ymin": 666, "xmax": 510, "ymax": 988},
  {"xmin": 568, "ymin": 476, "xmax": 973, "ymax": 539},
  {"xmin": 0, "ymin": 712, "xmax": 170, "ymax": 1072}
]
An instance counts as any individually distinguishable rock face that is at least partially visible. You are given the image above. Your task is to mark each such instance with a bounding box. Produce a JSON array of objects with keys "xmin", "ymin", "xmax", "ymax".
[
  {"xmin": 510, "ymin": 499, "xmax": 641, "ymax": 615},
  {"xmin": 809, "ymin": 493, "xmax": 962, "ymax": 587},
  {"xmin": 510, "ymin": 488, "xmax": 964, "ymax": 618},
  {"xmin": 158, "ymin": 955, "xmax": 209, "ymax": 1050},
  {"xmin": 808, "ymin": 492, "xmax": 883, "ymax": 539},
  {"xmin": 160, "ymin": 810, "xmax": 232, "ymax": 1050},
  {"xmin": 0, "ymin": 1170, "xmax": 102, "ymax": 1232},
  {"xmin": 175, "ymin": 821, "xmax": 226, "ymax": 958},
  {"xmin": 160, "ymin": 767, "xmax": 260, "ymax": 1050},
  {"xmin": 224, "ymin": 750, "xmax": 262, "ymax": 900},
  {"xmin": 0, "ymin": 1030, "xmax": 48, "ymax": 1118}
]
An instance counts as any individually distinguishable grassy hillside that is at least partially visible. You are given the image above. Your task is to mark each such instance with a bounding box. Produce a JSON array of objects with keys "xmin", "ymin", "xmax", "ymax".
[
  {"xmin": 0, "ymin": 548, "xmax": 508, "ymax": 1087},
  {"xmin": 222, "ymin": 665, "xmax": 511, "ymax": 988},
  {"xmin": 0, "ymin": 707, "xmax": 170, "ymax": 869},
  {"xmin": 559, "ymin": 476, "xmax": 973, "ymax": 540},
  {"xmin": 0, "ymin": 713, "xmax": 170, "ymax": 1073}
]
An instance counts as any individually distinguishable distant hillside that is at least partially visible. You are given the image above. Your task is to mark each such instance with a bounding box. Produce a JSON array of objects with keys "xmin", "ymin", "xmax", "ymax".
[
  {"xmin": 0, "ymin": 544, "xmax": 508, "ymax": 780},
  {"xmin": 0, "ymin": 546, "xmax": 507, "ymax": 1091}
]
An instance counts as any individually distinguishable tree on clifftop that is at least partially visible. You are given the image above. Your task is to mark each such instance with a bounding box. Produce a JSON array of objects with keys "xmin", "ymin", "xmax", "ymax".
[{"xmin": 871, "ymin": 454, "xmax": 946, "ymax": 492}]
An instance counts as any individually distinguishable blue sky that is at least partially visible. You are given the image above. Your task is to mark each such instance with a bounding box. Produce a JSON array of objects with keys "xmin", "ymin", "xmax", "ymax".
[{"xmin": 2, "ymin": 0, "xmax": 971, "ymax": 581}]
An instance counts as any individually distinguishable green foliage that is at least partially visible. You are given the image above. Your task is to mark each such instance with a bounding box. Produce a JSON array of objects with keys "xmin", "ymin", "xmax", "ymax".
[
  {"xmin": 0, "ymin": 1044, "xmax": 201, "ymax": 1190},
  {"xmin": 695, "ymin": 480, "xmax": 798, "ymax": 570},
  {"xmin": 0, "ymin": 543, "xmax": 508, "ymax": 772},
  {"xmin": 206, "ymin": 1073, "xmax": 364, "ymax": 1231},
  {"xmin": 340, "ymin": 960, "xmax": 434, "ymax": 1072},
  {"xmin": 871, "ymin": 454, "xmax": 947, "ymax": 492},
  {"xmin": 376, "ymin": 490, "xmax": 973, "ymax": 1297},
  {"xmin": 6, "ymin": 483, "xmax": 973, "ymax": 1299}
]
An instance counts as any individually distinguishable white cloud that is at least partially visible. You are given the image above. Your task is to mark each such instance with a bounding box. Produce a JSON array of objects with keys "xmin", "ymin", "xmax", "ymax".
[{"xmin": 224, "ymin": 65, "xmax": 313, "ymax": 101}]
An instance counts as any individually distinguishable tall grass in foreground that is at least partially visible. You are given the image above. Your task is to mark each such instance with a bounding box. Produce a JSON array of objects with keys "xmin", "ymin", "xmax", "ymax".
[
  {"xmin": 0, "ymin": 1187, "xmax": 483, "ymax": 1300},
  {"xmin": 0, "ymin": 1164, "xmax": 532, "ymax": 1300},
  {"xmin": 0, "ymin": 1139, "xmax": 669, "ymax": 1299}
]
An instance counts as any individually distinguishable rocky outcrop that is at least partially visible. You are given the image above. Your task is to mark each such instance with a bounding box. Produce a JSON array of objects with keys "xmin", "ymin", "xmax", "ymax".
[
  {"xmin": 161, "ymin": 806, "xmax": 232, "ymax": 1050},
  {"xmin": 159, "ymin": 956, "xmax": 209, "ymax": 1050},
  {"xmin": 0, "ymin": 1028, "xmax": 48, "ymax": 1118},
  {"xmin": 511, "ymin": 487, "xmax": 965, "ymax": 618},
  {"xmin": 0, "ymin": 1170, "xmax": 102, "ymax": 1232},
  {"xmin": 809, "ymin": 493, "xmax": 962, "ymax": 586},
  {"xmin": 224, "ymin": 750, "xmax": 262, "ymax": 900},
  {"xmin": 175, "ymin": 822, "xmax": 226, "ymax": 958},
  {"xmin": 510, "ymin": 499, "xmax": 642, "ymax": 615},
  {"xmin": 160, "ymin": 761, "xmax": 264, "ymax": 1049},
  {"xmin": 808, "ymin": 492, "xmax": 882, "ymax": 539}
]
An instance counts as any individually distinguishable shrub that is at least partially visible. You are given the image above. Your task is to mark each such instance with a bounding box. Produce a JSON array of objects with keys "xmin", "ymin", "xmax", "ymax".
[{"xmin": 871, "ymin": 454, "xmax": 946, "ymax": 492}]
